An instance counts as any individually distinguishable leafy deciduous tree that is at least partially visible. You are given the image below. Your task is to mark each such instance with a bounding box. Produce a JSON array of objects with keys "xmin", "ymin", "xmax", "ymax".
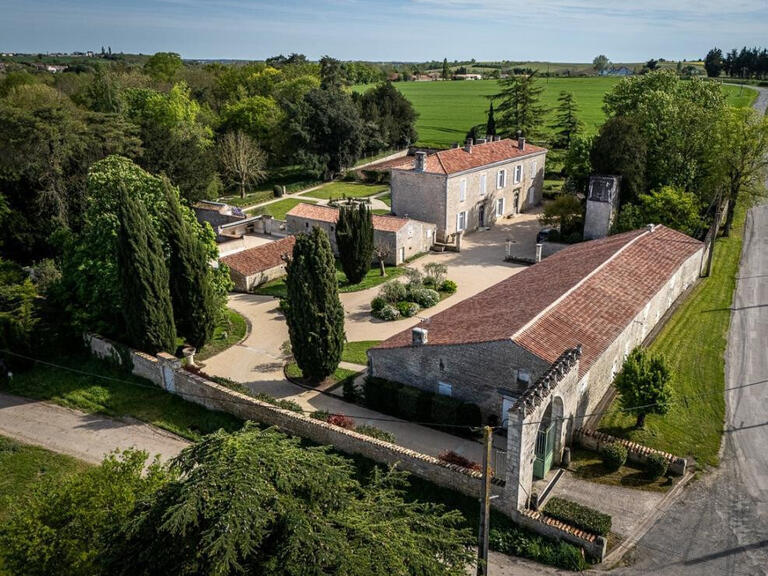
[
  {"xmin": 592, "ymin": 55, "xmax": 610, "ymax": 74},
  {"xmin": 612, "ymin": 186, "xmax": 702, "ymax": 236},
  {"xmin": 590, "ymin": 116, "xmax": 647, "ymax": 205},
  {"xmin": 143, "ymin": 52, "xmax": 183, "ymax": 82},
  {"xmin": 614, "ymin": 347, "xmax": 672, "ymax": 428},
  {"xmin": 218, "ymin": 131, "xmax": 267, "ymax": 199}
]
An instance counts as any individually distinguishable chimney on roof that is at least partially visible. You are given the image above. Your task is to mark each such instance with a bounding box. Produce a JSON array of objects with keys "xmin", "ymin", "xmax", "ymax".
[
  {"xmin": 414, "ymin": 151, "xmax": 426, "ymax": 173},
  {"xmin": 646, "ymin": 223, "xmax": 656, "ymax": 233},
  {"xmin": 476, "ymin": 137, "xmax": 487, "ymax": 144},
  {"xmin": 412, "ymin": 327, "xmax": 428, "ymax": 346},
  {"xmin": 464, "ymin": 138, "xmax": 473, "ymax": 153},
  {"xmin": 535, "ymin": 243, "xmax": 543, "ymax": 263},
  {"xmin": 517, "ymin": 135, "xmax": 525, "ymax": 150},
  {"xmin": 451, "ymin": 142, "xmax": 460, "ymax": 149}
]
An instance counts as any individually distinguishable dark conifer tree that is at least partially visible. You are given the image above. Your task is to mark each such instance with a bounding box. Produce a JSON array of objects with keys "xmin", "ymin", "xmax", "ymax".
[
  {"xmin": 486, "ymin": 101, "xmax": 496, "ymax": 136},
  {"xmin": 551, "ymin": 91, "xmax": 583, "ymax": 149},
  {"xmin": 116, "ymin": 187, "xmax": 176, "ymax": 354},
  {"xmin": 284, "ymin": 227, "xmax": 345, "ymax": 383},
  {"xmin": 163, "ymin": 180, "xmax": 217, "ymax": 350},
  {"xmin": 335, "ymin": 203, "xmax": 374, "ymax": 285}
]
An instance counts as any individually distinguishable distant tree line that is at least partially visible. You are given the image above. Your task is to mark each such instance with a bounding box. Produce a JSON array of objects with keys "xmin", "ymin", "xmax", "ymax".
[{"xmin": 705, "ymin": 46, "xmax": 768, "ymax": 79}]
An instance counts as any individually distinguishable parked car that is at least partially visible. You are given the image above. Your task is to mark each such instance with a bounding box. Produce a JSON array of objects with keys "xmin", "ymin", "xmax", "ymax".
[{"xmin": 536, "ymin": 227, "xmax": 555, "ymax": 244}]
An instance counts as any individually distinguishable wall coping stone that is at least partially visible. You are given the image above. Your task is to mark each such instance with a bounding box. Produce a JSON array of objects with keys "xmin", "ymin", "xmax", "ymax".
[
  {"xmin": 575, "ymin": 428, "xmax": 687, "ymax": 475},
  {"xmin": 512, "ymin": 346, "xmax": 582, "ymax": 416}
]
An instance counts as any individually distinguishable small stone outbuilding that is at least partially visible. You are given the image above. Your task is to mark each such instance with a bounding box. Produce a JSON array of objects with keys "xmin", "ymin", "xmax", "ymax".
[
  {"xmin": 219, "ymin": 236, "xmax": 296, "ymax": 292},
  {"xmin": 285, "ymin": 203, "xmax": 435, "ymax": 265}
]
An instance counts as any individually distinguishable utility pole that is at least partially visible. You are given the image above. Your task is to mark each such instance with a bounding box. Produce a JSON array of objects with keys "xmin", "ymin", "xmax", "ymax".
[
  {"xmin": 476, "ymin": 426, "xmax": 493, "ymax": 576},
  {"xmin": 705, "ymin": 197, "xmax": 722, "ymax": 277}
]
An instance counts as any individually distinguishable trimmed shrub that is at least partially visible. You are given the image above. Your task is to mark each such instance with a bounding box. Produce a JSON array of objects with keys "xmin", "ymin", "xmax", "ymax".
[
  {"xmin": 439, "ymin": 279, "xmax": 457, "ymax": 294},
  {"xmin": 370, "ymin": 296, "xmax": 386, "ymax": 312},
  {"xmin": 342, "ymin": 376, "xmax": 360, "ymax": 402},
  {"xmin": 438, "ymin": 450, "xmax": 482, "ymax": 471},
  {"xmin": 431, "ymin": 394, "xmax": 459, "ymax": 426},
  {"xmin": 379, "ymin": 280, "xmax": 407, "ymax": 303},
  {"xmin": 363, "ymin": 376, "xmax": 401, "ymax": 414},
  {"xmin": 645, "ymin": 453, "xmax": 669, "ymax": 480},
  {"xmin": 408, "ymin": 288, "xmax": 440, "ymax": 308},
  {"xmin": 601, "ymin": 443, "xmax": 628, "ymax": 471},
  {"xmin": 397, "ymin": 301, "xmax": 420, "ymax": 318},
  {"xmin": 327, "ymin": 414, "xmax": 356, "ymax": 429},
  {"xmin": 356, "ymin": 424, "xmax": 396, "ymax": 443},
  {"xmin": 543, "ymin": 497, "xmax": 612, "ymax": 536},
  {"xmin": 397, "ymin": 385, "xmax": 426, "ymax": 420},
  {"xmin": 273, "ymin": 184, "xmax": 284, "ymax": 198},
  {"xmin": 310, "ymin": 410, "xmax": 330, "ymax": 421},
  {"xmin": 374, "ymin": 304, "xmax": 400, "ymax": 321}
]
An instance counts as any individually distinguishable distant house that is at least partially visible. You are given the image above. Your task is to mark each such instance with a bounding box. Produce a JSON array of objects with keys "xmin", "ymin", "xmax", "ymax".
[
  {"xmin": 368, "ymin": 225, "xmax": 704, "ymax": 507},
  {"xmin": 285, "ymin": 203, "xmax": 435, "ymax": 265},
  {"xmin": 389, "ymin": 137, "xmax": 547, "ymax": 243},
  {"xmin": 600, "ymin": 66, "xmax": 633, "ymax": 77},
  {"xmin": 220, "ymin": 236, "xmax": 296, "ymax": 292},
  {"xmin": 194, "ymin": 200, "xmax": 284, "ymax": 241},
  {"xmin": 453, "ymin": 73, "xmax": 483, "ymax": 80}
]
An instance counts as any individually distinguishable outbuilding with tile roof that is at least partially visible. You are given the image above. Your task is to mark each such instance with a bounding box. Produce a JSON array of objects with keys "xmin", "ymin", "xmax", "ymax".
[
  {"xmin": 367, "ymin": 225, "xmax": 705, "ymax": 508},
  {"xmin": 220, "ymin": 236, "xmax": 296, "ymax": 292}
]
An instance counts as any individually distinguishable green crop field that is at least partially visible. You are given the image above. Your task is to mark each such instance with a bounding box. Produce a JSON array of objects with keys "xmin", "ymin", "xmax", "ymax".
[{"xmin": 356, "ymin": 78, "xmax": 757, "ymax": 148}]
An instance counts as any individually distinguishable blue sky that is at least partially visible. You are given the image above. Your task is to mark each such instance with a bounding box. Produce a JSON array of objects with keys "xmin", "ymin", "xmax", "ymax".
[{"xmin": 1, "ymin": 0, "xmax": 766, "ymax": 62}]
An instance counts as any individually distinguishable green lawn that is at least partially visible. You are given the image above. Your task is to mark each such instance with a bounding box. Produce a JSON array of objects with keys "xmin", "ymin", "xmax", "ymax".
[
  {"xmin": 372, "ymin": 209, "xmax": 391, "ymax": 215},
  {"xmin": 354, "ymin": 78, "xmax": 758, "ymax": 148},
  {"xmin": 219, "ymin": 166, "xmax": 321, "ymax": 208},
  {"xmin": 723, "ymin": 83, "xmax": 759, "ymax": 108},
  {"xmin": 1, "ymin": 356, "xmax": 243, "ymax": 441},
  {"xmin": 247, "ymin": 198, "xmax": 318, "ymax": 220},
  {"xmin": 285, "ymin": 361, "xmax": 359, "ymax": 390},
  {"xmin": 303, "ymin": 181, "xmax": 389, "ymax": 200},
  {"xmin": 195, "ymin": 308, "xmax": 248, "ymax": 362},
  {"xmin": 598, "ymin": 203, "xmax": 747, "ymax": 467},
  {"xmin": 379, "ymin": 192, "xmax": 391, "ymax": 207},
  {"xmin": 567, "ymin": 448, "xmax": 674, "ymax": 493},
  {"xmin": 342, "ymin": 341, "xmax": 381, "ymax": 365},
  {"xmin": 255, "ymin": 262, "xmax": 404, "ymax": 298}
]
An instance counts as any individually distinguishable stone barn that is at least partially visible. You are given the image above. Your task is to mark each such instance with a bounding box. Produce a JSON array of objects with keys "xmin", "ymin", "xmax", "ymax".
[
  {"xmin": 219, "ymin": 236, "xmax": 296, "ymax": 292},
  {"xmin": 285, "ymin": 203, "xmax": 435, "ymax": 265},
  {"xmin": 368, "ymin": 225, "xmax": 704, "ymax": 508}
]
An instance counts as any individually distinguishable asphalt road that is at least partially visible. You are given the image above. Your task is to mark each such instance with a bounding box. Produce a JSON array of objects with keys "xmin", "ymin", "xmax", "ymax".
[{"xmin": 614, "ymin": 86, "xmax": 768, "ymax": 576}]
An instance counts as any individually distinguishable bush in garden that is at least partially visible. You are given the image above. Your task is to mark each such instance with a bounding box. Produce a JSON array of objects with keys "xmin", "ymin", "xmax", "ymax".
[
  {"xmin": 439, "ymin": 279, "xmax": 457, "ymax": 294},
  {"xmin": 408, "ymin": 288, "xmax": 440, "ymax": 308},
  {"xmin": 543, "ymin": 496, "xmax": 612, "ymax": 536},
  {"xmin": 370, "ymin": 296, "xmax": 386, "ymax": 312},
  {"xmin": 398, "ymin": 385, "xmax": 426, "ymax": 420},
  {"xmin": 601, "ymin": 443, "xmax": 628, "ymax": 471},
  {"xmin": 273, "ymin": 184, "xmax": 284, "ymax": 198},
  {"xmin": 363, "ymin": 377, "xmax": 401, "ymax": 414},
  {"xmin": 374, "ymin": 304, "xmax": 400, "ymax": 321},
  {"xmin": 355, "ymin": 425, "xmax": 396, "ymax": 443},
  {"xmin": 402, "ymin": 267, "xmax": 423, "ymax": 287},
  {"xmin": 431, "ymin": 394, "xmax": 459, "ymax": 426},
  {"xmin": 645, "ymin": 453, "xmax": 669, "ymax": 480},
  {"xmin": 438, "ymin": 450, "xmax": 482, "ymax": 471},
  {"xmin": 379, "ymin": 280, "xmax": 406, "ymax": 303},
  {"xmin": 327, "ymin": 414, "xmax": 356, "ymax": 429},
  {"xmin": 423, "ymin": 262, "xmax": 448, "ymax": 287},
  {"xmin": 488, "ymin": 527, "xmax": 588, "ymax": 571},
  {"xmin": 397, "ymin": 301, "xmax": 420, "ymax": 318},
  {"xmin": 343, "ymin": 377, "xmax": 361, "ymax": 402}
]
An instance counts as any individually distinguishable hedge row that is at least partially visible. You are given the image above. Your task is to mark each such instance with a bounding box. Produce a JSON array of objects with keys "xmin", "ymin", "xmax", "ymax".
[
  {"xmin": 363, "ymin": 376, "xmax": 481, "ymax": 433},
  {"xmin": 543, "ymin": 497, "xmax": 612, "ymax": 536}
]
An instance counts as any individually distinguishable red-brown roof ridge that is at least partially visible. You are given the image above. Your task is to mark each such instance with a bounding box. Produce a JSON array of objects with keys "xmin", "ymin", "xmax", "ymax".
[
  {"xmin": 286, "ymin": 202, "xmax": 420, "ymax": 232},
  {"xmin": 220, "ymin": 236, "xmax": 296, "ymax": 276}
]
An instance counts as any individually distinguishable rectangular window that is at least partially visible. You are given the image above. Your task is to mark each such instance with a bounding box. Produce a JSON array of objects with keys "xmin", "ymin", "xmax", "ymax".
[
  {"xmin": 514, "ymin": 164, "xmax": 523, "ymax": 184},
  {"xmin": 497, "ymin": 169, "xmax": 507, "ymax": 189},
  {"xmin": 496, "ymin": 197, "xmax": 505, "ymax": 217},
  {"xmin": 438, "ymin": 381, "xmax": 452, "ymax": 396},
  {"xmin": 459, "ymin": 179, "xmax": 467, "ymax": 202},
  {"xmin": 480, "ymin": 173, "xmax": 487, "ymax": 196},
  {"xmin": 456, "ymin": 211, "xmax": 467, "ymax": 231}
]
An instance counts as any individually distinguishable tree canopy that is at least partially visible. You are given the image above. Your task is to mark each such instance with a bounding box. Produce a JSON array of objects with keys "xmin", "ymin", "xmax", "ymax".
[
  {"xmin": 614, "ymin": 348, "xmax": 672, "ymax": 428},
  {"xmin": 493, "ymin": 71, "xmax": 547, "ymax": 140}
]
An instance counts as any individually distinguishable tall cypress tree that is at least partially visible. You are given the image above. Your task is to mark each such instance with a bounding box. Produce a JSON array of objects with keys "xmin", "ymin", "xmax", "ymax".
[
  {"xmin": 284, "ymin": 227, "xmax": 345, "ymax": 383},
  {"xmin": 163, "ymin": 180, "xmax": 217, "ymax": 349},
  {"xmin": 116, "ymin": 187, "xmax": 176, "ymax": 354},
  {"xmin": 486, "ymin": 101, "xmax": 496, "ymax": 137},
  {"xmin": 551, "ymin": 91, "xmax": 583, "ymax": 149},
  {"xmin": 335, "ymin": 203, "xmax": 374, "ymax": 285}
]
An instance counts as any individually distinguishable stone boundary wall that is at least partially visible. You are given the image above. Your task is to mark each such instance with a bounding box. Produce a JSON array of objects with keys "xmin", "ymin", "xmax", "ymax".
[
  {"xmin": 517, "ymin": 509, "xmax": 607, "ymax": 561},
  {"xmin": 575, "ymin": 428, "xmax": 687, "ymax": 475},
  {"xmin": 84, "ymin": 332, "xmax": 605, "ymax": 560}
]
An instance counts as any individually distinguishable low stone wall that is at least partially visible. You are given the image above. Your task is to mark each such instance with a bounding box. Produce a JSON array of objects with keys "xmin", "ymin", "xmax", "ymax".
[
  {"xmin": 516, "ymin": 509, "xmax": 607, "ymax": 561},
  {"xmin": 84, "ymin": 332, "xmax": 606, "ymax": 560},
  {"xmin": 575, "ymin": 428, "xmax": 687, "ymax": 475}
]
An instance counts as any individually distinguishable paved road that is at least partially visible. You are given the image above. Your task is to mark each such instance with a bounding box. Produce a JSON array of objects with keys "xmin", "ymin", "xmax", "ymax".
[
  {"xmin": 612, "ymin": 86, "xmax": 768, "ymax": 576},
  {"xmin": 0, "ymin": 392, "xmax": 189, "ymax": 464}
]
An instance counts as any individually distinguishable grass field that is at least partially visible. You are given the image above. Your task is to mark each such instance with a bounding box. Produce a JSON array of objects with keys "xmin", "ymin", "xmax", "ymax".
[
  {"xmin": 341, "ymin": 341, "xmax": 381, "ymax": 365},
  {"xmin": 598, "ymin": 203, "xmax": 747, "ymax": 467},
  {"xmin": 1, "ymin": 356, "xmax": 243, "ymax": 441},
  {"xmin": 304, "ymin": 181, "xmax": 389, "ymax": 200},
  {"xmin": 247, "ymin": 197, "xmax": 318, "ymax": 220},
  {"xmin": 360, "ymin": 78, "xmax": 758, "ymax": 148},
  {"xmin": 195, "ymin": 308, "xmax": 248, "ymax": 362}
]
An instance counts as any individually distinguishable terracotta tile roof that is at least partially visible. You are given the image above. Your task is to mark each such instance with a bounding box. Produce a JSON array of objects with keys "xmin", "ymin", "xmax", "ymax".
[
  {"xmin": 392, "ymin": 138, "xmax": 547, "ymax": 175},
  {"xmin": 220, "ymin": 236, "xmax": 295, "ymax": 276},
  {"xmin": 286, "ymin": 202, "xmax": 410, "ymax": 233},
  {"xmin": 375, "ymin": 226, "xmax": 703, "ymax": 373}
]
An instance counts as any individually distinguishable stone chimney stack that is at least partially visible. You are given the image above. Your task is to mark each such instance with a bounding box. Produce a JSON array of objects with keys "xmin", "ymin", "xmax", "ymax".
[
  {"xmin": 414, "ymin": 151, "xmax": 426, "ymax": 173},
  {"xmin": 518, "ymin": 135, "xmax": 525, "ymax": 150},
  {"xmin": 535, "ymin": 243, "xmax": 543, "ymax": 263},
  {"xmin": 412, "ymin": 327, "xmax": 428, "ymax": 346},
  {"xmin": 464, "ymin": 138, "xmax": 473, "ymax": 153},
  {"xmin": 476, "ymin": 137, "xmax": 487, "ymax": 144}
]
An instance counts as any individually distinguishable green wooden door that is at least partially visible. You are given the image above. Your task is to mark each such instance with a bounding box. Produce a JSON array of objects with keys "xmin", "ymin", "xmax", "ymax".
[{"xmin": 533, "ymin": 422, "xmax": 555, "ymax": 479}]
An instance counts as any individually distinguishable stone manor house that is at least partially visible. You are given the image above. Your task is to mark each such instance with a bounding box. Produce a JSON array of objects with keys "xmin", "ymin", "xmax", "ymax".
[
  {"xmin": 367, "ymin": 225, "xmax": 705, "ymax": 507},
  {"xmin": 389, "ymin": 136, "xmax": 547, "ymax": 243}
]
